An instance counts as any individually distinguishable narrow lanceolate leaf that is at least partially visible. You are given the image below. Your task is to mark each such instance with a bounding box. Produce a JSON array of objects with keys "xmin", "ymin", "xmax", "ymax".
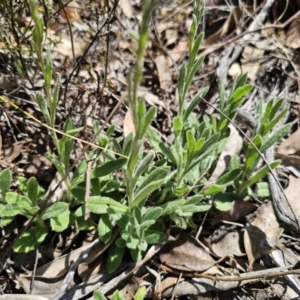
[
  {"xmin": 143, "ymin": 207, "xmax": 163, "ymax": 222},
  {"xmin": 262, "ymin": 108, "xmax": 288, "ymax": 136},
  {"xmin": 183, "ymin": 86, "xmax": 209, "ymax": 122},
  {"xmin": 185, "ymin": 56, "xmax": 205, "ymax": 92},
  {"xmin": 133, "ymin": 151, "xmax": 154, "ymax": 180},
  {"xmin": 41, "ymin": 202, "xmax": 69, "ymax": 220},
  {"xmin": 189, "ymin": 33, "xmax": 204, "ymax": 67},
  {"xmin": 160, "ymin": 199, "xmax": 185, "ymax": 215},
  {"xmin": 36, "ymin": 92, "xmax": 51, "ymax": 124},
  {"xmin": 261, "ymin": 99, "xmax": 274, "ymax": 126},
  {"xmin": 27, "ymin": 177, "xmax": 39, "ymax": 206},
  {"xmin": 269, "ymin": 98, "xmax": 284, "ymax": 120},
  {"xmin": 159, "ymin": 142, "xmax": 177, "ymax": 165},
  {"xmin": 92, "ymin": 158, "xmax": 127, "ymax": 178},
  {"xmin": 178, "ymin": 64, "xmax": 187, "ymax": 105},
  {"xmin": 87, "ymin": 196, "xmax": 128, "ymax": 214},
  {"xmin": 188, "ymin": 15, "xmax": 198, "ymax": 54},
  {"xmin": 172, "ymin": 116, "xmax": 183, "ymax": 136},
  {"xmin": 45, "ymin": 48, "xmax": 53, "ymax": 95},
  {"xmin": 144, "ymin": 232, "xmax": 165, "ymax": 244},
  {"xmin": 131, "ymin": 178, "xmax": 166, "ymax": 208},
  {"xmin": 235, "ymin": 73, "xmax": 248, "ymax": 89},
  {"xmin": 140, "ymin": 106, "xmax": 156, "ymax": 138},
  {"xmin": 239, "ymin": 160, "xmax": 281, "ymax": 192},
  {"xmin": 203, "ymin": 184, "xmax": 226, "ymax": 195},
  {"xmin": 107, "ymin": 244, "xmax": 125, "ymax": 274},
  {"xmin": 138, "ymin": 167, "xmax": 169, "ymax": 191},
  {"xmin": 215, "ymin": 169, "xmax": 241, "ymax": 185},
  {"xmin": 261, "ymin": 123, "xmax": 292, "ymax": 152},
  {"xmin": 231, "ymin": 84, "xmax": 252, "ymax": 102},
  {"xmin": 98, "ymin": 214, "xmax": 112, "ymax": 243},
  {"xmin": 186, "ymin": 130, "xmax": 196, "ymax": 154}
]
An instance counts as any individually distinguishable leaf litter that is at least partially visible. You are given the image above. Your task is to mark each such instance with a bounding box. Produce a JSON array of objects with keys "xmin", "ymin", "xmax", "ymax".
[{"xmin": 1, "ymin": 0, "xmax": 300, "ymax": 299}]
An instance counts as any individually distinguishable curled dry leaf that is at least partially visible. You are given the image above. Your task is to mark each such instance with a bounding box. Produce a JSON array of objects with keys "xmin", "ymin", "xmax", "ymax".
[{"xmin": 244, "ymin": 202, "xmax": 282, "ymax": 270}]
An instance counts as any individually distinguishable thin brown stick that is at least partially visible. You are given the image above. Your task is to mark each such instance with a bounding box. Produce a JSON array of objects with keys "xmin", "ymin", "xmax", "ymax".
[
  {"xmin": 151, "ymin": 260, "xmax": 300, "ymax": 282},
  {"xmin": 202, "ymin": 10, "xmax": 300, "ymax": 56}
]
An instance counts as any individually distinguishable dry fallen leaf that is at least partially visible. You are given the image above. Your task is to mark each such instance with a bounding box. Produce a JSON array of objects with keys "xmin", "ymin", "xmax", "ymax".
[
  {"xmin": 211, "ymin": 199, "xmax": 256, "ymax": 223},
  {"xmin": 3, "ymin": 142, "xmax": 23, "ymax": 162},
  {"xmin": 155, "ymin": 55, "xmax": 171, "ymax": 91},
  {"xmin": 276, "ymin": 153, "xmax": 300, "ymax": 178},
  {"xmin": 25, "ymin": 154, "xmax": 53, "ymax": 183},
  {"xmin": 277, "ymin": 128, "xmax": 300, "ymax": 156},
  {"xmin": 119, "ymin": 0, "xmax": 133, "ymax": 19},
  {"xmin": 50, "ymin": 31, "xmax": 89, "ymax": 57},
  {"xmin": 123, "ymin": 109, "xmax": 135, "ymax": 137},
  {"xmin": 244, "ymin": 202, "xmax": 282, "ymax": 270},
  {"xmin": 160, "ymin": 276, "xmax": 184, "ymax": 294},
  {"xmin": 212, "ymin": 231, "xmax": 245, "ymax": 258},
  {"xmin": 283, "ymin": 175, "xmax": 300, "ymax": 222},
  {"xmin": 240, "ymin": 45, "xmax": 264, "ymax": 81},
  {"xmin": 159, "ymin": 232, "xmax": 215, "ymax": 272},
  {"xmin": 168, "ymin": 36, "xmax": 188, "ymax": 65},
  {"xmin": 286, "ymin": 18, "xmax": 300, "ymax": 49}
]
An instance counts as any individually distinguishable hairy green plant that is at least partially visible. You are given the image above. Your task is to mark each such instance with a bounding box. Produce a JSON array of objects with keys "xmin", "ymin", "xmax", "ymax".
[{"xmin": 0, "ymin": 0, "xmax": 291, "ymax": 282}]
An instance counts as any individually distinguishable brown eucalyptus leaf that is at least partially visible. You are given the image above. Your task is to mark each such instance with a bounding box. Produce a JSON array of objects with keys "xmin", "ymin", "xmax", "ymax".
[
  {"xmin": 160, "ymin": 276, "xmax": 184, "ymax": 293},
  {"xmin": 212, "ymin": 231, "xmax": 245, "ymax": 258},
  {"xmin": 276, "ymin": 153, "xmax": 300, "ymax": 178},
  {"xmin": 244, "ymin": 202, "xmax": 282, "ymax": 269},
  {"xmin": 3, "ymin": 143, "xmax": 23, "ymax": 162},
  {"xmin": 159, "ymin": 232, "xmax": 215, "ymax": 272},
  {"xmin": 277, "ymin": 128, "xmax": 300, "ymax": 156}
]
